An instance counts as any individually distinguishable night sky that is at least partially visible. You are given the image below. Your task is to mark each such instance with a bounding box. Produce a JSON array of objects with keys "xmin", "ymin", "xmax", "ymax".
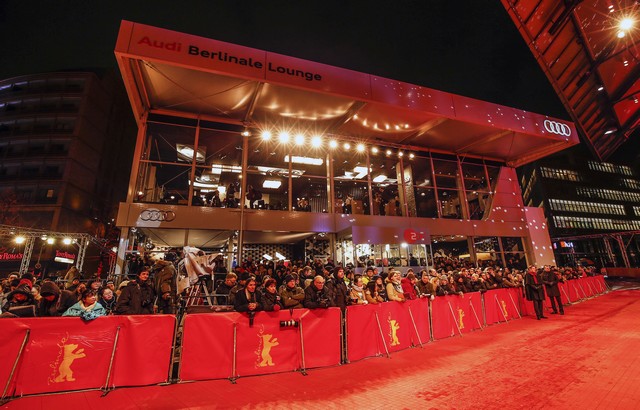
[{"xmin": 0, "ymin": 1, "xmax": 569, "ymax": 118}]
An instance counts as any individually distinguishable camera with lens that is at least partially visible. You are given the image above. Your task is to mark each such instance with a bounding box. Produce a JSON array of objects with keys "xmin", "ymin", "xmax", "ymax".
[{"xmin": 279, "ymin": 320, "xmax": 299, "ymax": 328}]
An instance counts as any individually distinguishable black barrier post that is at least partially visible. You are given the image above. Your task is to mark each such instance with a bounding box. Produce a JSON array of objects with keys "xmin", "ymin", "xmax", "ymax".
[
  {"xmin": 374, "ymin": 312, "xmax": 390, "ymax": 358},
  {"xmin": 298, "ymin": 318, "xmax": 308, "ymax": 376},
  {"xmin": 507, "ymin": 292, "xmax": 522, "ymax": 319},
  {"xmin": 167, "ymin": 315, "xmax": 180, "ymax": 384},
  {"xmin": 407, "ymin": 306, "xmax": 424, "ymax": 348},
  {"xmin": 0, "ymin": 329, "xmax": 30, "ymax": 404},
  {"xmin": 469, "ymin": 299, "xmax": 484, "ymax": 330},
  {"xmin": 229, "ymin": 322, "xmax": 238, "ymax": 384},
  {"xmin": 101, "ymin": 326, "xmax": 121, "ymax": 396}
]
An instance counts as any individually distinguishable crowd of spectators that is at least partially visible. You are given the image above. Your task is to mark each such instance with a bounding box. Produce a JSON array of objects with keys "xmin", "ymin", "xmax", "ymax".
[{"xmin": 1, "ymin": 252, "xmax": 602, "ymax": 319}]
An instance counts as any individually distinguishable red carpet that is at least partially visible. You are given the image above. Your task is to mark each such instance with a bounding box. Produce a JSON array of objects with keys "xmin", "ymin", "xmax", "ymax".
[{"xmin": 4, "ymin": 290, "xmax": 640, "ymax": 409}]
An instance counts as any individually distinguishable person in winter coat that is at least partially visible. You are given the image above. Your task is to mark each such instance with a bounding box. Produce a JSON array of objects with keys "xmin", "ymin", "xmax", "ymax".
[
  {"xmin": 401, "ymin": 272, "xmax": 418, "ymax": 300},
  {"xmin": 155, "ymin": 282, "xmax": 175, "ymax": 314},
  {"xmin": 98, "ymin": 287, "xmax": 117, "ymax": 315},
  {"xmin": 525, "ymin": 266, "xmax": 547, "ymax": 320},
  {"xmin": 262, "ymin": 279, "xmax": 283, "ymax": 311},
  {"xmin": 349, "ymin": 275, "xmax": 368, "ymax": 305},
  {"xmin": 542, "ymin": 266, "xmax": 564, "ymax": 315},
  {"xmin": 303, "ymin": 276, "xmax": 333, "ymax": 309},
  {"xmin": 386, "ymin": 271, "xmax": 406, "ymax": 302},
  {"xmin": 115, "ymin": 270, "xmax": 156, "ymax": 315},
  {"xmin": 62, "ymin": 289, "xmax": 106, "ymax": 320},
  {"xmin": 234, "ymin": 277, "xmax": 263, "ymax": 312},
  {"xmin": 279, "ymin": 274, "xmax": 305, "ymax": 309},
  {"xmin": 325, "ymin": 266, "xmax": 349, "ymax": 309},
  {"xmin": 1, "ymin": 278, "xmax": 36, "ymax": 317},
  {"xmin": 38, "ymin": 280, "xmax": 76, "ymax": 317}
]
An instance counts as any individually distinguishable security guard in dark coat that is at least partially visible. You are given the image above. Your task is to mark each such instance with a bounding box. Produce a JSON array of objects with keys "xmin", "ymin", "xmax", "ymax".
[
  {"xmin": 525, "ymin": 266, "xmax": 547, "ymax": 320},
  {"xmin": 542, "ymin": 266, "xmax": 564, "ymax": 315}
]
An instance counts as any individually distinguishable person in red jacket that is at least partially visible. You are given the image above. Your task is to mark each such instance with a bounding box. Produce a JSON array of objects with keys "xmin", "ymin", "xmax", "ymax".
[{"xmin": 401, "ymin": 272, "xmax": 418, "ymax": 300}]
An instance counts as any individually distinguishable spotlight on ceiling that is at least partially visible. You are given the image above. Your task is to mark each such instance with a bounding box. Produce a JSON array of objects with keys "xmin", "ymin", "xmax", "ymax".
[{"xmin": 261, "ymin": 130, "xmax": 272, "ymax": 140}]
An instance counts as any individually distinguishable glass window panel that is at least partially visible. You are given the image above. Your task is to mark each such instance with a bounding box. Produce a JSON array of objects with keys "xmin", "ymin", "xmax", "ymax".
[
  {"xmin": 461, "ymin": 162, "xmax": 489, "ymax": 191},
  {"xmin": 245, "ymin": 172, "xmax": 287, "ymax": 210},
  {"xmin": 145, "ymin": 122, "xmax": 196, "ymax": 164},
  {"xmin": 501, "ymin": 237, "xmax": 524, "ymax": 252},
  {"xmin": 368, "ymin": 153, "xmax": 399, "ymax": 185},
  {"xmin": 197, "ymin": 129, "xmax": 242, "ymax": 168},
  {"xmin": 433, "ymin": 159, "xmax": 459, "ymax": 189},
  {"xmin": 289, "ymin": 143, "xmax": 327, "ymax": 177},
  {"xmin": 135, "ymin": 163, "xmax": 191, "ymax": 204},
  {"xmin": 466, "ymin": 190, "xmax": 490, "ymax": 220},
  {"xmin": 407, "ymin": 154, "xmax": 433, "ymax": 188},
  {"xmin": 247, "ymin": 136, "xmax": 291, "ymax": 172},
  {"xmin": 292, "ymin": 176, "xmax": 327, "ymax": 213},
  {"xmin": 373, "ymin": 184, "xmax": 402, "ymax": 216},
  {"xmin": 334, "ymin": 180, "xmax": 369, "ymax": 214},
  {"xmin": 414, "ymin": 187, "xmax": 438, "ymax": 218},
  {"xmin": 438, "ymin": 188, "xmax": 461, "ymax": 218},
  {"xmin": 486, "ymin": 165, "xmax": 500, "ymax": 191},
  {"xmin": 474, "ymin": 237, "xmax": 500, "ymax": 253}
]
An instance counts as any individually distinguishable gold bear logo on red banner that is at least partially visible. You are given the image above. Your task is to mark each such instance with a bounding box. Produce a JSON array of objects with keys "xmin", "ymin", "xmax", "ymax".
[
  {"xmin": 255, "ymin": 326, "xmax": 279, "ymax": 368},
  {"xmin": 48, "ymin": 334, "xmax": 86, "ymax": 384}
]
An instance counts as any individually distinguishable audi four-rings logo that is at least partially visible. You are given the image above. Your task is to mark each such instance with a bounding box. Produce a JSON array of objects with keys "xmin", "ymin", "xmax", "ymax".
[
  {"xmin": 139, "ymin": 209, "xmax": 176, "ymax": 222},
  {"xmin": 543, "ymin": 120, "xmax": 572, "ymax": 136}
]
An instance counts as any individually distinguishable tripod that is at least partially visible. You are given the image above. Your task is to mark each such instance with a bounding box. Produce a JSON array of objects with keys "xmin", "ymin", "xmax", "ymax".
[{"xmin": 185, "ymin": 275, "xmax": 214, "ymax": 307}]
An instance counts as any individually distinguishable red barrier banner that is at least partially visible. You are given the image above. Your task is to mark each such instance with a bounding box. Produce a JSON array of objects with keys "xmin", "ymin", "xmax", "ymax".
[
  {"xmin": 346, "ymin": 304, "xmax": 382, "ymax": 362},
  {"xmin": 405, "ymin": 298, "xmax": 430, "ymax": 346},
  {"xmin": 485, "ymin": 288, "xmax": 521, "ymax": 325},
  {"xmin": 298, "ymin": 308, "xmax": 341, "ymax": 369},
  {"xmin": 181, "ymin": 309, "xmax": 341, "ymax": 380},
  {"xmin": 446, "ymin": 293, "xmax": 483, "ymax": 334},
  {"xmin": 378, "ymin": 301, "xmax": 413, "ymax": 353},
  {"xmin": 566, "ymin": 281, "xmax": 580, "ymax": 302},
  {"xmin": 431, "ymin": 295, "xmax": 458, "ymax": 340},
  {"xmin": 0, "ymin": 321, "xmax": 30, "ymax": 396},
  {"xmin": 180, "ymin": 313, "xmax": 242, "ymax": 381},
  {"xmin": 558, "ymin": 282, "xmax": 570, "ymax": 305},
  {"xmin": 4, "ymin": 315, "xmax": 174, "ymax": 396}
]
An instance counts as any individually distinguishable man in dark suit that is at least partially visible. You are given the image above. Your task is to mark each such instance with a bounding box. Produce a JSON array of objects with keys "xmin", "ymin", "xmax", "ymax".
[
  {"xmin": 542, "ymin": 266, "xmax": 564, "ymax": 315},
  {"xmin": 525, "ymin": 266, "xmax": 547, "ymax": 320}
]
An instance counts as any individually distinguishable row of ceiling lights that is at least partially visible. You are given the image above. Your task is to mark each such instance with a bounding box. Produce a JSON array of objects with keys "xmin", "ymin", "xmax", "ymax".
[
  {"xmin": 248, "ymin": 130, "xmax": 416, "ymax": 158},
  {"xmin": 13, "ymin": 235, "xmax": 76, "ymax": 245}
]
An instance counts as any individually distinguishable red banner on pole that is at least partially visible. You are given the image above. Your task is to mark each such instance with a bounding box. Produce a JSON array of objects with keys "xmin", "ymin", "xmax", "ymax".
[
  {"xmin": 485, "ymin": 289, "xmax": 520, "ymax": 324},
  {"xmin": 298, "ymin": 308, "xmax": 341, "ymax": 369},
  {"xmin": 431, "ymin": 295, "xmax": 458, "ymax": 340},
  {"xmin": 405, "ymin": 298, "xmax": 430, "ymax": 346},
  {"xmin": 378, "ymin": 301, "xmax": 413, "ymax": 353},
  {"xmin": 0, "ymin": 321, "xmax": 30, "ymax": 397},
  {"xmin": 446, "ymin": 293, "xmax": 483, "ymax": 334},
  {"xmin": 346, "ymin": 304, "xmax": 381, "ymax": 362}
]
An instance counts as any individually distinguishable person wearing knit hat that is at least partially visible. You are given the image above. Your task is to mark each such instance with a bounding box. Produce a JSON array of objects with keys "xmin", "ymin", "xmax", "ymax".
[
  {"xmin": 1, "ymin": 279, "xmax": 36, "ymax": 318},
  {"xmin": 279, "ymin": 274, "xmax": 304, "ymax": 309}
]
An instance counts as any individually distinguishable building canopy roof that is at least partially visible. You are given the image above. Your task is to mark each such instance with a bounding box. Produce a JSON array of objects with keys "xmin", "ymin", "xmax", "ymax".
[
  {"xmin": 501, "ymin": 0, "xmax": 640, "ymax": 161},
  {"xmin": 115, "ymin": 21, "xmax": 578, "ymax": 167}
]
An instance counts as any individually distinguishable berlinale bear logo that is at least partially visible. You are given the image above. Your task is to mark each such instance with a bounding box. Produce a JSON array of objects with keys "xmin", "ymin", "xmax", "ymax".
[
  {"xmin": 500, "ymin": 300, "xmax": 509, "ymax": 319},
  {"xmin": 48, "ymin": 334, "xmax": 86, "ymax": 384},
  {"xmin": 388, "ymin": 315, "xmax": 401, "ymax": 346},
  {"xmin": 255, "ymin": 326, "xmax": 279, "ymax": 368},
  {"xmin": 457, "ymin": 308, "xmax": 465, "ymax": 330}
]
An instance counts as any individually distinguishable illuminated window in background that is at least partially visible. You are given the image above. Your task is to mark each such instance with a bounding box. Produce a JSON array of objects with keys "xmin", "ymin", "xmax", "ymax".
[
  {"xmin": 540, "ymin": 167, "xmax": 582, "ymax": 182},
  {"xmin": 553, "ymin": 216, "xmax": 640, "ymax": 230},
  {"xmin": 549, "ymin": 199, "xmax": 626, "ymax": 215},
  {"xmin": 587, "ymin": 161, "xmax": 633, "ymax": 176},
  {"xmin": 576, "ymin": 187, "xmax": 640, "ymax": 202},
  {"xmin": 621, "ymin": 179, "xmax": 640, "ymax": 190}
]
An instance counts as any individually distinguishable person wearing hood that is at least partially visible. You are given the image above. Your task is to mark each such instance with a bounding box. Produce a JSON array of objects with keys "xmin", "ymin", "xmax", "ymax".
[
  {"xmin": 385, "ymin": 270, "xmax": 405, "ymax": 302},
  {"xmin": 37, "ymin": 280, "xmax": 76, "ymax": 317},
  {"xmin": 325, "ymin": 266, "xmax": 349, "ymax": 309},
  {"xmin": 114, "ymin": 270, "xmax": 156, "ymax": 315},
  {"xmin": 63, "ymin": 289, "xmax": 106, "ymax": 320},
  {"xmin": 1, "ymin": 277, "xmax": 36, "ymax": 317},
  {"xmin": 401, "ymin": 272, "xmax": 418, "ymax": 300}
]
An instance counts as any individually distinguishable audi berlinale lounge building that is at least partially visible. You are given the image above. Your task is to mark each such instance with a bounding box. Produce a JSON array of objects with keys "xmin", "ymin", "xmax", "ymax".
[{"xmin": 113, "ymin": 21, "xmax": 579, "ymax": 276}]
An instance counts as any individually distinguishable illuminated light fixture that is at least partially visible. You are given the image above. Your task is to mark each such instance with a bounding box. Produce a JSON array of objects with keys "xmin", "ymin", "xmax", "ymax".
[
  {"xmin": 329, "ymin": 140, "xmax": 338, "ymax": 149},
  {"xmin": 41, "ymin": 235, "xmax": 47, "ymax": 240},
  {"xmin": 398, "ymin": 151, "xmax": 404, "ymax": 157},
  {"xmin": 372, "ymin": 174, "xmax": 387, "ymax": 183},
  {"xmin": 597, "ymin": 86, "xmax": 604, "ymax": 91},
  {"xmin": 404, "ymin": 124, "xmax": 409, "ymax": 129},
  {"xmin": 294, "ymin": 134, "xmax": 305, "ymax": 145},
  {"xmin": 353, "ymin": 166, "xmax": 369, "ymax": 179},
  {"xmin": 604, "ymin": 128, "xmax": 616, "ymax": 135},
  {"xmin": 343, "ymin": 142, "xmax": 351, "ymax": 150},
  {"xmin": 284, "ymin": 155, "xmax": 323, "ymax": 165},
  {"xmin": 386, "ymin": 149, "xmax": 392, "ymax": 156},
  {"xmin": 353, "ymin": 114, "xmax": 358, "ymax": 119},
  {"xmin": 401, "ymin": 242, "xmax": 408, "ymax": 248},
  {"xmin": 47, "ymin": 238, "xmax": 55, "ymax": 245},
  {"xmin": 261, "ymin": 130, "xmax": 272, "ymax": 140},
  {"xmin": 241, "ymin": 129, "xmax": 251, "ymax": 137},
  {"xmin": 263, "ymin": 254, "xmax": 273, "ymax": 261},
  {"xmin": 385, "ymin": 124, "xmax": 390, "ymax": 130},
  {"xmin": 176, "ymin": 144, "xmax": 205, "ymax": 163},
  {"xmin": 15, "ymin": 235, "xmax": 26, "ymax": 244},
  {"xmin": 617, "ymin": 30, "xmax": 626, "ymax": 38},
  {"xmin": 263, "ymin": 180, "xmax": 282, "ymax": 189},
  {"xmin": 278, "ymin": 131, "xmax": 290, "ymax": 143},
  {"xmin": 275, "ymin": 252, "xmax": 286, "ymax": 261},
  {"xmin": 356, "ymin": 143, "xmax": 365, "ymax": 152},
  {"xmin": 137, "ymin": 191, "xmax": 144, "ymax": 196},
  {"xmin": 63, "ymin": 238, "xmax": 72, "ymax": 245},
  {"xmin": 623, "ymin": 60, "xmax": 629, "ymax": 66},
  {"xmin": 311, "ymin": 135, "xmax": 322, "ymax": 147},
  {"xmin": 371, "ymin": 147, "xmax": 379, "ymax": 154},
  {"xmin": 619, "ymin": 17, "xmax": 634, "ymax": 31},
  {"xmin": 193, "ymin": 181, "xmax": 219, "ymax": 188},
  {"xmin": 409, "ymin": 153, "xmax": 415, "ymax": 159},
  {"xmin": 211, "ymin": 164, "xmax": 241, "ymax": 174}
]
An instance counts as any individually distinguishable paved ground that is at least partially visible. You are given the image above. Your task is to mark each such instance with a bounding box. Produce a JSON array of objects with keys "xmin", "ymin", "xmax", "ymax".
[{"xmin": 4, "ymin": 286, "xmax": 639, "ymax": 409}]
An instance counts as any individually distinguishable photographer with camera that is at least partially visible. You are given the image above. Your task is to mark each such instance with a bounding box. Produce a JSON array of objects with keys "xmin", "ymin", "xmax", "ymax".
[
  {"xmin": 115, "ymin": 270, "xmax": 156, "ymax": 315},
  {"xmin": 303, "ymin": 276, "xmax": 334, "ymax": 309}
]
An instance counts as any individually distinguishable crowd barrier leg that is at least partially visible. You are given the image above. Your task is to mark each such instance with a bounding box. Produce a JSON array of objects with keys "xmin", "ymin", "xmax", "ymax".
[
  {"xmin": 428, "ymin": 301, "xmax": 435, "ymax": 341},
  {"xmin": 101, "ymin": 326, "xmax": 121, "ymax": 396},
  {"xmin": 230, "ymin": 323, "xmax": 238, "ymax": 384},
  {"xmin": 469, "ymin": 300, "xmax": 484, "ymax": 331},
  {"xmin": 587, "ymin": 282, "xmax": 596, "ymax": 297},
  {"xmin": 344, "ymin": 310, "xmax": 350, "ymax": 364},
  {"xmin": 494, "ymin": 295, "xmax": 509, "ymax": 324},
  {"xmin": 577, "ymin": 282, "xmax": 589, "ymax": 299},
  {"xmin": 447, "ymin": 301, "xmax": 463, "ymax": 337},
  {"xmin": 408, "ymin": 307, "xmax": 424, "ymax": 348},
  {"xmin": 561, "ymin": 286, "xmax": 572, "ymax": 304},
  {"xmin": 508, "ymin": 293, "xmax": 522, "ymax": 319},
  {"xmin": 1, "ymin": 329, "xmax": 30, "ymax": 404},
  {"xmin": 298, "ymin": 318, "xmax": 308, "ymax": 376},
  {"xmin": 167, "ymin": 317, "xmax": 181, "ymax": 384},
  {"xmin": 374, "ymin": 312, "xmax": 390, "ymax": 358},
  {"xmin": 481, "ymin": 294, "xmax": 487, "ymax": 326}
]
